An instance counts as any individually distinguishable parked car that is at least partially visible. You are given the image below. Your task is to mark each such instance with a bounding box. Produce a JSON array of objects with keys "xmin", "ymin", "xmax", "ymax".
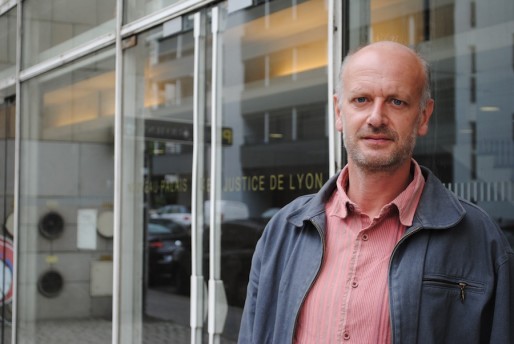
[
  {"xmin": 212, "ymin": 219, "xmax": 265, "ymax": 307},
  {"xmin": 152, "ymin": 217, "xmax": 265, "ymax": 306},
  {"xmin": 204, "ymin": 200, "xmax": 249, "ymax": 223},
  {"xmin": 146, "ymin": 218, "xmax": 191, "ymax": 292},
  {"xmin": 150, "ymin": 204, "xmax": 192, "ymax": 228}
]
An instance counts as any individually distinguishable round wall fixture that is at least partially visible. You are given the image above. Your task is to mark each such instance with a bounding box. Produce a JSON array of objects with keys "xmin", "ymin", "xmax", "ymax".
[
  {"xmin": 97, "ymin": 211, "xmax": 114, "ymax": 238},
  {"xmin": 38, "ymin": 211, "xmax": 64, "ymax": 240},
  {"xmin": 37, "ymin": 270, "xmax": 64, "ymax": 298}
]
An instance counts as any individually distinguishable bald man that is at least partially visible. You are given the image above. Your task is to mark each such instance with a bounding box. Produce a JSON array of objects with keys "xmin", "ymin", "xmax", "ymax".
[{"xmin": 238, "ymin": 41, "xmax": 513, "ymax": 344}]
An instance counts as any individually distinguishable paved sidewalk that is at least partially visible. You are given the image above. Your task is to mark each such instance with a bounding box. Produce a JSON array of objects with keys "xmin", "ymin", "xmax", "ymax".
[
  {"xmin": 10, "ymin": 318, "xmax": 237, "ymax": 344},
  {"xmin": 0, "ymin": 286, "xmax": 241, "ymax": 343}
]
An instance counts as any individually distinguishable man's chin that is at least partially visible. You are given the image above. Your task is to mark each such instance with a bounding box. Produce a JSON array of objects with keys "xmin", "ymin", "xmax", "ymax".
[{"xmin": 352, "ymin": 156, "xmax": 407, "ymax": 173}]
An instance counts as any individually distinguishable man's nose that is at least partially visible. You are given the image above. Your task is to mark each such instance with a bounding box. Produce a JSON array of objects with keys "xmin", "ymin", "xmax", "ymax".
[{"xmin": 366, "ymin": 100, "xmax": 388, "ymax": 127}]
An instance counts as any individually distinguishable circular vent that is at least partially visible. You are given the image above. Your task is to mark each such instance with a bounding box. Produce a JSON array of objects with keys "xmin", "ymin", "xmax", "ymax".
[
  {"xmin": 38, "ymin": 212, "xmax": 64, "ymax": 240},
  {"xmin": 38, "ymin": 270, "xmax": 64, "ymax": 298}
]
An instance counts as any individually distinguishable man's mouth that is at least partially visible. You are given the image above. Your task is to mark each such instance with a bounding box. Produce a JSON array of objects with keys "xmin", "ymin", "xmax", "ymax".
[
  {"xmin": 361, "ymin": 134, "xmax": 394, "ymax": 143},
  {"xmin": 364, "ymin": 135, "xmax": 392, "ymax": 140},
  {"xmin": 358, "ymin": 127, "xmax": 397, "ymax": 143}
]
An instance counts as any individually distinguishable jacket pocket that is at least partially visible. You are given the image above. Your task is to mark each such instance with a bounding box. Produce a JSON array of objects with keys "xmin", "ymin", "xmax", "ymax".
[{"xmin": 422, "ymin": 274, "xmax": 485, "ymax": 303}]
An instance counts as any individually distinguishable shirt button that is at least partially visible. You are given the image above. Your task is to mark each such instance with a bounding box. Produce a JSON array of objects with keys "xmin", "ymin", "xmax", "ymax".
[
  {"xmin": 351, "ymin": 280, "xmax": 358, "ymax": 288},
  {"xmin": 362, "ymin": 234, "xmax": 369, "ymax": 241},
  {"xmin": 343, "ymin": 331, "xmax": 350, "ymax": 340}
]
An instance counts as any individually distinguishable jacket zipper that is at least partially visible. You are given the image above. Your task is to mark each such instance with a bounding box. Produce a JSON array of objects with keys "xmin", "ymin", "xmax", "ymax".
[
  {"xmin": 423, "ymin": 278, "xmax": 480, "ymax": 303},
  {"xmin": 459, "ymin": 282, "xmax": 467, "ymax": 302},
  {"xmin": 290, "ymin": 220, "xmax": 326, "ymax": 344},
  {"xmin": 388, "ymin": 225, "xmax": 422, "ymax": 344}
]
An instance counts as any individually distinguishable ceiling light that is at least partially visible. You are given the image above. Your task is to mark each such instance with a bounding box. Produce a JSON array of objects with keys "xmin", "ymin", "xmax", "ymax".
[{"xmin": 480, "ymin": 106, "xmax": 500, "ymax": 112}]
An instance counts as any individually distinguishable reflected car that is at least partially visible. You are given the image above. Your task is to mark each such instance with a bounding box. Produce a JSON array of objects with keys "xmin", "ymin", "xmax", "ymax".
[
  {"xmin": 147, "ymin": 218, "xmax": 191, "ymax": 292},
  {"xmin": 150, "ymin": 204, "xmax": 192, "ymax": 228},
  {"xmin": 200, "ymin": 219, "xmax": 265, "ymax": 307},
  {"xmin": 215, "ymin": 219, "xmax": 265, "ymax": 307},
  {"xmin": 164, "ymin": 219, "xmax": 265, "ymax": 307},
  {"xmin": 204, "ymin": 200, "xmax": 249, "ymax": 223}
]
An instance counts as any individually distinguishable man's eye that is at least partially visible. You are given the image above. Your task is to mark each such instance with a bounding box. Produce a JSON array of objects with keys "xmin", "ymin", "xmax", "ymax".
[
  {"xmin": 355, "ymin": 97, "xmax": 367, "ymax": 103},
  {"xmin": 391, "ymin": 99, "xmax": 404, "ymax": 106}
]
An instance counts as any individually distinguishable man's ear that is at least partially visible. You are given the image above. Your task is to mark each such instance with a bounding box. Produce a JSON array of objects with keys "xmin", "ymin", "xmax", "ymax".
[
  {"xmin": 334, "ymin": 94, "xmax": 343, "ymax": 132},
  {"xmin": 417, "ymin": 98, "xmax": 434, "ymax": 136}
]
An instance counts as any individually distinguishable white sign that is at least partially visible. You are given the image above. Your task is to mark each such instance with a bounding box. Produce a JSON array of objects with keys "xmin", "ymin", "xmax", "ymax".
[{"xmin": 77, "ymin": 209, "xmax": 98, "ymax": 250}]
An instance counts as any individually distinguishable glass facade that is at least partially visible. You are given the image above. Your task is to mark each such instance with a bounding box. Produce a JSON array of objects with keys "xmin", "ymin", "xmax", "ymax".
[
  {"xmin": 0, "ymin": 0, "xmax": 510, "ymax": 343},
  {"xmin": 18, "ymin": 49, "xmax": 115, "ymax": 343},
  {"xmin": 0, "ymin": 7, "xmax": 16, "ymax": 81},
  {"xmin": 120, "ymin": 1, "xmax": 328, "ymax": 342},
  {"xmin": 120, "ymin": 15, "xmax": 198, "ymax": 344},
  {"xmin": 22, "ymin": 0, "xmax": 116, "ymax": 68},
  {"xmin": 354, "ymin": 0, "xmax": 514, "ymax": 244},
  {"xmin": 125, "ymin": 0, "xmax": 181, "ymax": 23}
]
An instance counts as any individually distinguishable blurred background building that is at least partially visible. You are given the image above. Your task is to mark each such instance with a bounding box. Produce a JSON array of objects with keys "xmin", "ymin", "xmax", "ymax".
[{"xmin": 0, "ymin": 0, "xmax": 513, "ymax": 343}]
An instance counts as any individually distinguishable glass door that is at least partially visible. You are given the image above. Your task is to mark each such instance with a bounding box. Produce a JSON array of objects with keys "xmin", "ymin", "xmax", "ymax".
[
  {"xmin": 119, "ymin": 1, "xmax": 331, "ymax": 342},
  {"xmin": 209, "ymin": 0, "xmax": 330, "ymax": 341},
  {"xmin": 120, "ymin": 9, "xmax": 211, "ymax": 344}
]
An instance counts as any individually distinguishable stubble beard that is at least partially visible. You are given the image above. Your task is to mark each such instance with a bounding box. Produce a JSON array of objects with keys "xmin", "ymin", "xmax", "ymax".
[{"xmin": 342, "ymin": 124, "xmax": 418, "ymax": 173}]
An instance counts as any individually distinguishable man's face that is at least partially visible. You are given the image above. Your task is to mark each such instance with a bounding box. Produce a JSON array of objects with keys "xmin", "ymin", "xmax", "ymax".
[{"xmin": 334, "ymin": 43, "xmax": 434, "ymax": 173}]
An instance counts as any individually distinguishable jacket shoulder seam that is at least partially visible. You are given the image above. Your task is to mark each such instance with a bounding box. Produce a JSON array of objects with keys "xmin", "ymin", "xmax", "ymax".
[{"xmin": 496, "ymin": 251, "xmax": 514, "ymax": 271}]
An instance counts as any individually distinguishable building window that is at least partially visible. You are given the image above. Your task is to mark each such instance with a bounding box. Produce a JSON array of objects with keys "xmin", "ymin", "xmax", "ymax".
[
  {"xmin": 470, "ymin": 45, "xmax": 476, "ymax": 74},
  {"xmin": 470, "ymin": 1, "xmax": 476, "ymax": 28},
  {"xmin": 470, "ymin": 75, "xmax": 476, "ymax": 103},
  {"xmin": 18, "ymin": 48, "xmax": 115, "ymax": 342},
  {"xmin": 22, "ymin": 0, "xmax": 116, "ymax": 68}
]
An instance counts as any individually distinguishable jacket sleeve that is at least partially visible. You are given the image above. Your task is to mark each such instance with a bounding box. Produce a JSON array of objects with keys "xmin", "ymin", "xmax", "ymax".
[
  {"xmin": 238, "ymin": 233, "xmax": 265, "ymax": 343},
  {"xmin": 489, "ymin": 251, "xmax": 514, "ymax": 343}
]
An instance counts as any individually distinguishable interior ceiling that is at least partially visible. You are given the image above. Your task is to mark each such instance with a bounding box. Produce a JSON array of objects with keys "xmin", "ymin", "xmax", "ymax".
[{"xmin": 43, "ymin": 0, "xmax": 328, "ymax": 143}]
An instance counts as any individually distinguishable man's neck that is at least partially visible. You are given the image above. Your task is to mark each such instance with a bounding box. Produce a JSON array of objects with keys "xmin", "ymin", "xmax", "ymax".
[{"xmin": 346, "ymin": 160, "xmax": 412, "ymax": 219}]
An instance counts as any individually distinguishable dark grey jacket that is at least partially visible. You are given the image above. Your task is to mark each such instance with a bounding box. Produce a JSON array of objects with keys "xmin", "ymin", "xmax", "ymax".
[{"xmin": 238, "ymin": 166, "xmax": 514, "ymax": 343}]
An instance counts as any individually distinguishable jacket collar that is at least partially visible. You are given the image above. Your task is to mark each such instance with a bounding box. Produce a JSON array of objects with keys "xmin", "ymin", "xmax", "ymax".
[
  {"xmin": 287, "ymin": 172, "xmax": 339, "ymax": 229},
  {"xmin": 287, "ymin": 165, "xmax": 465, "ymax": 232},
  {"xmin": 410, "ymin": 166, "xmax": 465, "ymax": 230}
]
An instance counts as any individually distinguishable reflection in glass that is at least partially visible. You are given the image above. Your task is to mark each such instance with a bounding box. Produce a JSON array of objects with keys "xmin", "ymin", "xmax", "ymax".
[
  {"xmin": 220, "ymin": 0, "xmax": 329, "ymax": 212},
  {"xmin": 125, "ymin": 0, "xmax": 181, "ymax": 24},
  {"xmin": 22, "ymin": 0, "xmax": 116, "ymax": 67},
  {"xmin": 18, "ymin": 49, "xmax": 115, "ymax": 343},
  {"xmin": 121, "ymin": 15, "xmax": 202, "ymax": 343},
  {"xmin": 350, "ymin": 0, "xmax": 514, "ymax": 245},
  {"xmin": 0, "ymin": 8, "xmax": 16, "ymax": 81},
  {"xmin": 214, "ymin": 0, "xmax": 329, "ymax": 340}
]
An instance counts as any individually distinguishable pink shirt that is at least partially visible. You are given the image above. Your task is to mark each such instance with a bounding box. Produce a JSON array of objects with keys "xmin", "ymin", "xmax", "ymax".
[{"xmin": 294, "ymin": 161, "xmax": 425, "ymax": 343}]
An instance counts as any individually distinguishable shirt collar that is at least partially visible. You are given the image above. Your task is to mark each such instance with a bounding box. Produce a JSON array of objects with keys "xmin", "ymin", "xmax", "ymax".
[{"xmin": 329, "ymin": 159, "xmax": 425, "ymax": 226}]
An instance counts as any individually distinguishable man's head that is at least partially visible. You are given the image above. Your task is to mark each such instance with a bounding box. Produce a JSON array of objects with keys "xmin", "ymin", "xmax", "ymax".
[{"xmin": 334, "ymin": 41, "xmax": 434, "ymax": 173}]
